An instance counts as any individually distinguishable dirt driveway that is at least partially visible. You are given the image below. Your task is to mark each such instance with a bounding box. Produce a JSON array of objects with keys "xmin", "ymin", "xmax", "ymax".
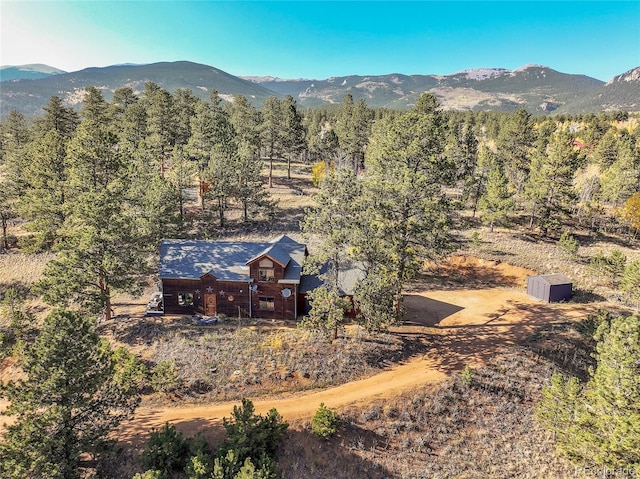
[{"xmin": 118, "ymin": 265, "xmax": 600, "ymax": 446}]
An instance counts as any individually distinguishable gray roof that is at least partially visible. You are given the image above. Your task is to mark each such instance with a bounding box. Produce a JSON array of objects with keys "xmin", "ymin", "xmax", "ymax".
[
  {"xmin": 533, "ymin": 274, "xmax": 572, "ymax": 285},
  {"xmin": 299, "ymin": 261, "xmax": 365, "ymax": 296},
  {"xmin": 159, "ymin": 235, "xmax": 306, "ymax": 283}
]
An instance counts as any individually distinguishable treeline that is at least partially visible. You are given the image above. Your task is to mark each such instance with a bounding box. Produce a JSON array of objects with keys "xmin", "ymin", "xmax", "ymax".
[
  {"xmin": 0, "ymin": 85, "xmax": 316, "ymax": 320},
  {"xmin": 1, "ymin": 86, "xmax": 639, "ymax": 324}
]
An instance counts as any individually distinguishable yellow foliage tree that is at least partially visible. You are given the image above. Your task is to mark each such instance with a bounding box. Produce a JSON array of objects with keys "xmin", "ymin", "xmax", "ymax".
[{"xmin": 617, "ymin": 193, "xmax": 640, "ymax": 239}]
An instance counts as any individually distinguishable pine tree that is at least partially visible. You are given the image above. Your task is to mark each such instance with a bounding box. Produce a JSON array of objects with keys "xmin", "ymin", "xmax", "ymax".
[
  {"xmin": 581, "ymin": 314, "xmax": 640, "ymax": 468},
  {"xmin": 478, "ymin": 161, "xmax": 514, "ymax": 232},
  {"xmin": 228, "ymin": 95, "xmax": 261, "ymax": 153},
  {"xmin": 19, "ymin": 129, "xmax": 69, "ymax": 250},
  {"xmin": 35, "ymin": 88, "xmax": 146, "ymax": 321},
  {"xmin": 525, "ymin": 130, "xmax": 580, "ymax": 235},
  {"xmin": 280, "ymin": 95, "xmax": 305, "ymax": 179},
  {"xmin": 0, "ymin": 309, "xmax": 139, "ymax": 479},
  {"xmin": 360, "ymin": 93, "xmax": 454, "ymax": 320},
  {"xmin": 496, "ymin": 108, "xmax": 535, "ymax": 196},
  {"xmin": 537, "ymin": 314, "xmax": 640, "ymax": 471},
  {"xmin": 260, "ymin": 96, "xmax": 284, "ymax": 188},
  {"xmin": 621, "ymin": 260, "xmax": 640, "ymax": 309},
  {"xmin": 231, "ymin": 141, "xmax": 275, "ymax": 222}
]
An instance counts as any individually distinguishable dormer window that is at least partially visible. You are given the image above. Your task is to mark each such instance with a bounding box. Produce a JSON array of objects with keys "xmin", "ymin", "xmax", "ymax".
[
  {"xmin": 258, "ymin": 258, "xmax": 275, "ymax": 282},
  {"xmin": 259, "ymin": 268, "xmax": 275, "ymax": 282}
]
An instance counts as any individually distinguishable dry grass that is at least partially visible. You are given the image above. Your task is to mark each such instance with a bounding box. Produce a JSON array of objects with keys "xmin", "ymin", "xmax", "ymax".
[
  {"xmin": 0, "ymin": 251, "xmax": 53, "ymax": 294},
  {"xmin": 457, "ymin": 225, "xmax": 640, "ymax": 307},
  {"xmin": 99, "ymin": 317, "xmax": 412, "ymax": 403},
  {"xmin": 276, "ymin": 322, "xmax": 597, "ymax": 479}
]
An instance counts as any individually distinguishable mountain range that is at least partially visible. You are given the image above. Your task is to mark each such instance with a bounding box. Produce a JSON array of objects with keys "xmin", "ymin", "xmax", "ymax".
[{"xmin": 1, "ymin": 61, "xmax": 638, "ymax": 117}]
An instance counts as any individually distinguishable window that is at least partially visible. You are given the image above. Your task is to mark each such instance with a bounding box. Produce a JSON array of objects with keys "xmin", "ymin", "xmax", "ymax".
[
  {"xmin": 258, "ymin": 296, "xmax": 275, "ymax": 311},
  {"xmin": 177, "ymin": 293, "xmax": 194, "ymax": 306},
  {"xmin": 259, "ymin": 269, "xmax": 275, "ymax": 282}
]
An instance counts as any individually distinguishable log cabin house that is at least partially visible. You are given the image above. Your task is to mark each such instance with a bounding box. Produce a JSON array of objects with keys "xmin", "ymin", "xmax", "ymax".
[{"xmin": 159, "ymin": 235, "xmax": 309, "ymax": 320}]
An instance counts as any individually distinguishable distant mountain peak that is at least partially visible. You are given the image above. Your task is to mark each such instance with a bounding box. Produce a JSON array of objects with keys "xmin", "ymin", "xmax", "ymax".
[
  {"xmin": 0, "ymin": 64, "xmax": 66, "ymax": 82},
  {"xmin": 513, "ymin": 63, "xmax": 549, "ymax": 72},
  {"xmin": 453, "ymin": 68, "xmax": 509, "ymax": 80},
  {"xmin": 0, "ymin": 63, "xmax": 66, "ymax": 74},
  {"xmin": 242, "ymin": 75, "xmax": 314, "ymax": 83},
  {"xmin": 607, "ymin": 66, "xmax": 640, "ymax": 85}
]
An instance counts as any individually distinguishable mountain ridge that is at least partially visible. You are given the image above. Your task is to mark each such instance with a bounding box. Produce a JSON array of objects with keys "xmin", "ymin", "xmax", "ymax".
[{"xmin": 1, "ymin": 61, "xmax": 638, "ymax": 117}]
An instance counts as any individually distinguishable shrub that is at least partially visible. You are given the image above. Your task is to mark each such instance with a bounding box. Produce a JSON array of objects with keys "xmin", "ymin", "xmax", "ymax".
[
  {"xmin": 185, "ymin": 452, "xmax": 212, "ymax": 479},
  {"xmin": 140, "ymin": 423, "xmax": 190, "ymax": 478},
  {"xmin": 132, "ymin": 471, "xmax": 162, "ymax": 479},
  {"xmin": 216, "ymin": 399, "xmax": 287, "ymax": 478},
  {"xmin": 112, "ymin": 346, "xmax": 148, "ymax": 393},
  {"xmin": 460, "ymin": 364, "xmax": 474, "ymax": 388},
  {"xmin": 557, "ymin": 232, "xmax": 579, "ymax": 259},
  {"xmin": 311, "ymin": 403, "xmax": 340, "ymax": 438},
  {"xmin": 151, "ymin": 360, "xmax": 180, "ymax": 393}
]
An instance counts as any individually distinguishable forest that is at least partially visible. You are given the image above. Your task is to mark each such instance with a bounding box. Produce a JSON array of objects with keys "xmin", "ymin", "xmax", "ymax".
[{"xmin": 1, "ymin": 84, "xmax": 640, "ymax": 478}]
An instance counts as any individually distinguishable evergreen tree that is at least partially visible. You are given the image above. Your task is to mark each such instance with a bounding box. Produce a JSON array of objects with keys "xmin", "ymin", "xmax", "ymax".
[
  {"xmin": 525, "ymin": 130, "xmax": 580, "ymax": 235},
  {"xmin": 478, "ymin": 161, "xmax": 514, "ymax": 232},
  {"xmin": 173, "ymin": 88, "xmax": 200, "ymax": 146},
  {"xmin": 280, "ymin": 95, "xmax": 306, "ymax": 179},
  {"xmin": 260, "ymin": 96, "xmax": 283, "ymax": 188},
  {"xmin": 35, "ymin": 88, "xmax": 146, "ymax": 321},
  {"xmin": 228, "ymin": 95, "xmax": 261, "ymax": 153},
  {"xmin": 19, "ymin": 129, "xmax": 69, "ymax": 250},
  {"xmin": 231, "ymin": 141, "xmax": 275, "ymax": 222},
  {"xmin": 33, "ymin": 95, "xmax": 79, "ymax": 139},
  {"xmin": 496, "ymin": 108, "xmax": 535, "ymax": 196},
  {"xmin": 334, "ymin": 95, "xmax": 371, "ymax": 173},
  {"xmin": 142, "ymin": 82, "xmax": 176, "ymax": 174},
  {"xmin": 621, "ymin": 260, "xmax": 640, "ymax": 309},
  {"xmin": 359, "ymin": 93, "xmax": 454, "ymax": 320},
  {"xmin": 166, "ymin": 146, "xmax": 198, "ymax": 228},
  {"xmin": 0, "ymin": 163, "xmax": 17, "ymax": 251},
  {"xmin": 0, "ymin": 309, "xmax": 139, "ymax": 479},
  {"xmin": 537, "ymin": 313, "xmax": 640, "ymax": 471}
]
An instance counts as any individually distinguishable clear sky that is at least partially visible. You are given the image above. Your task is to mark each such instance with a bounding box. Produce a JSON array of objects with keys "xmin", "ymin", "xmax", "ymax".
[{"xmin": 1, "ymin": 1, "xmax": 639, "ymax": 81}]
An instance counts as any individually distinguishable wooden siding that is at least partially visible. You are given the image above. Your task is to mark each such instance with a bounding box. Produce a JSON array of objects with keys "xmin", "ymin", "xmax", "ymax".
[
  {"xmin": 214, "ymin": 281, "xmax": 251, "ymax": 318},
  {"xmin": 249, "ymin": 281, "xmax": 297, "ymax": 320},
  {"xmin": 162, "ymin": 279, "xmax": 201, "ymax": 315},
  {"xmin": 162, "ymin": 276, "xmax": 298, "ymax": 320}
]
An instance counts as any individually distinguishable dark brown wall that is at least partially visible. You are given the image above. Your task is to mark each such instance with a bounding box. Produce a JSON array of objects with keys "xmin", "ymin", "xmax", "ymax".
[
  {"xmin": 162, "ymin": 276, "xmax": 297, "ymax": 320},
  {"xmin": 248, "ymin": 256, "xmax": 286, "ymax": 283},
  {"xmin": 162, "ymin": 279, "xmax": 201, "ymax": 315},
  {"xmin": 215, "ymin": 281, "xmax": 251, "ymax": 318},
  {"xmin": 249, "ymin": 281, "xmax": 296, "ymax": 320}
]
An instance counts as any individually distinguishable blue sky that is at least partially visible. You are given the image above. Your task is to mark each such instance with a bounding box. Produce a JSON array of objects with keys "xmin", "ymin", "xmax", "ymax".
[{"xmin": 1, "ymin": 1, "xmax": 639, "ymax": 81}]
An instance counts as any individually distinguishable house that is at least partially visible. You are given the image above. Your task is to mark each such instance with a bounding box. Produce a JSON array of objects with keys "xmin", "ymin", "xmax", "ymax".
[
  {"xmin": 159, "ymin": 235, "xmax": 307, "ymax": 319},
  {"xmin": 527, "ymin": 274, "xmax": 573, "ymax": 303}
]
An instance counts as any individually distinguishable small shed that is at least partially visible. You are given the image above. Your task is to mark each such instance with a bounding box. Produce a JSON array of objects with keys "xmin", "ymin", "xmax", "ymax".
[{"xmin": 527, "ymin": 274, "xmax": 573, "ymax": 303}]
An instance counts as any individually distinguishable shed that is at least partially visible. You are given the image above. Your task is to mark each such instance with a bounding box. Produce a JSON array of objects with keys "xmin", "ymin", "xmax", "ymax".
[{"xmin": 527, "ymin": 274, "xmax": 573, "ymax": 303}]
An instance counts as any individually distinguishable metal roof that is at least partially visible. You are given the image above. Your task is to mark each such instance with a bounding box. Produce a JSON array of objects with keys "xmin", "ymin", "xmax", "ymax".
[
  {"xmin": 299, "ymin": 261, "xmax": 365, "ymax": 296},
  {"xmin": 532, "ymin": 274, "xmax": 573, "ymax": 286},
  {"xmin": 159, "ymin": 236, "xmax": 306, "ymax": 283}
]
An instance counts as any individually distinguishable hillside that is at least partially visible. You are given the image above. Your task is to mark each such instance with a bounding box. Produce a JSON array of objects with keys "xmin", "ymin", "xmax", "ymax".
[
  {"xmin": 2, "ymin": 61, "xmax": 639, "ymax": 117},
  {"xmin": 556, "ymin": 66, "xmax": 640, "ymax": 114},
  {"xmin": 0, "ymin": 61, "xmax": 276, "ymax": 117},
  {"xmin": 246, "ymin": 65, "xmax": 606, "ymax": 112},
  {"xmin": 0, "ymin": 64, "xmax": 66, "ymax": 82}
]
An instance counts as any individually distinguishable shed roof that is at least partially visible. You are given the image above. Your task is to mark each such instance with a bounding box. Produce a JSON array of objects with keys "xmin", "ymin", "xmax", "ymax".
[
  {"xmin": 299, "ymin": 261, "xmax": 365, "ymax": 296},
  {"xmin": 532, "ymin": 274, "xmax": 572, "ymax": 285},
  {"xmin": 159, "ymin": 236, "xmax": 306, "ymax": 283}
]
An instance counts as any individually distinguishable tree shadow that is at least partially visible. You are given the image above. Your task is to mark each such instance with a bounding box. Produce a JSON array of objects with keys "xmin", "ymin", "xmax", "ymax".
[
  {"xmin": 409, "ymin": 260, "xmax": 530, "ymax": 292},
  {"xmin": 399, "ymin": 294, "xmax": 599, "ymax": 378},
  {"xmin": 277, "ymin": 424, "xmax": 396, "ymax": 479}
]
